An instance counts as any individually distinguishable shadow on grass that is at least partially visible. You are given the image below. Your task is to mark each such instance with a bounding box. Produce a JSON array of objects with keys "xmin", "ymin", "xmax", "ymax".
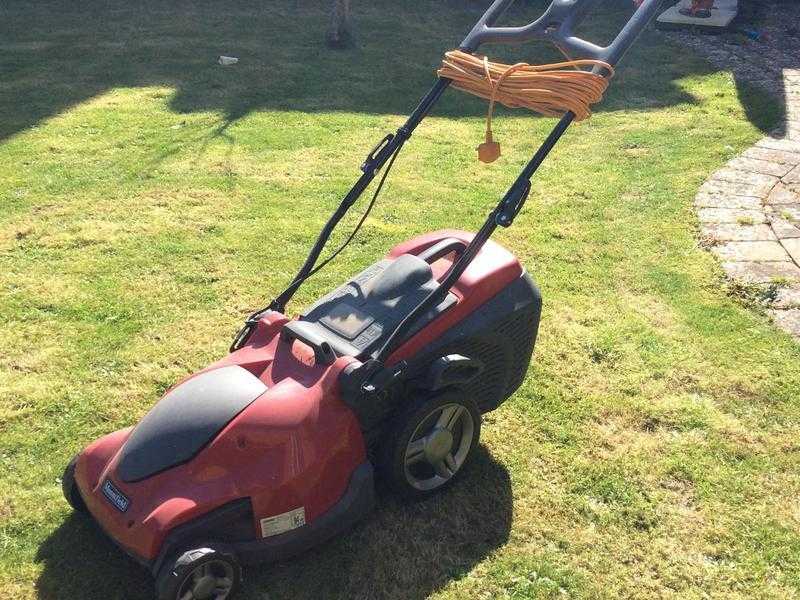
[
  {"xmin": 0, "ymin": 0, "xmax": 783, "ymax": 147},
  {"xmin": 35, "ymin": 446, "xmax": 512, "ymax": 600},
  {"xmin": 35, "ymin": 512, "xmax": 153, "ymax": 600}
]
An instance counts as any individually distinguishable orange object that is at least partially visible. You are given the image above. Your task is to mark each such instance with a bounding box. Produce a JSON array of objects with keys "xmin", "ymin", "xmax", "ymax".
[
  {"xmin": 438, "ymin": 50, "xmax": 614, "ymax": 163},
  {"xmin": 680, "ymin": 0, "xmax": 715, "ymax": 17},
  {"xmin": 694, "ymin": 0, "xmax": 715, "ymax": 11},
  {"xmin": 477, "ymin": 138, "xmax": 501, "ymax": 163}
]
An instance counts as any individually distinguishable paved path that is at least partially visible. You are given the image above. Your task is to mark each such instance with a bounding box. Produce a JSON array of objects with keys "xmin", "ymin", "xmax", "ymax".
[{"xmin": 696, "ymin": 68, "xmax": 800, "ymax": 340}]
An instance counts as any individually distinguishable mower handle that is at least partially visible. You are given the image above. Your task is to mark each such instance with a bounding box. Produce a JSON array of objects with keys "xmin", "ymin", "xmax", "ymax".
[
  {"xmin": 417, "ymin": 238, "xmax": 467, "ymax": 264},
  {"xmin": 460, "ymin": 0, "xmax": 662, "ymax": 66},
  {"xmin": 236, "ymin": 0, "xmax": 663, "ymax": 355}
]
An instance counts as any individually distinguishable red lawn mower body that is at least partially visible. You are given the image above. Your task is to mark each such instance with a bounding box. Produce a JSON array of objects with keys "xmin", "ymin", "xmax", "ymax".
[{"xmin": 70, "ymin": 230, "xmax": 539, "ymax": 574}]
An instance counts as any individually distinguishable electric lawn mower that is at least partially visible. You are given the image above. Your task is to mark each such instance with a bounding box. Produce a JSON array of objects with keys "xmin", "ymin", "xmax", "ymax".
[{"xmin": 62, "ymin": 1, "xmax": 663, "ymax": 598}]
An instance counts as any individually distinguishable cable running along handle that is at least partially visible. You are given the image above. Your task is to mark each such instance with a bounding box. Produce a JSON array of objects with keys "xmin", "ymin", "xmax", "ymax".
[
  {"xmin": 231, "ymin": 0, "xmax": 662, "ymax": 354},
  {"xmin": 372, "ymin": 0, "xmax": 662, "ymax": 365}
]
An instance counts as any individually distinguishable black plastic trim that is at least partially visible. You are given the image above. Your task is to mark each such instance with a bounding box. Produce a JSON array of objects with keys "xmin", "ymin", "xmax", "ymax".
[
  {"xmin": 117, "ymin": 366, "xmax": 267, "ymax": 483},
  {"xmin": 425, "ymin": 354, "xmax": 485, "ymax": 391},
  {"xmin": 234, "ymin": 462, "xmax": 375, "ymax": 565},
  {"xmin": 146, "ymin": 462, "xmax": 375, "ymax": 574},
  {"xmin": 151, "ymin": 498, "xmax": 255, "ymax": 575}
]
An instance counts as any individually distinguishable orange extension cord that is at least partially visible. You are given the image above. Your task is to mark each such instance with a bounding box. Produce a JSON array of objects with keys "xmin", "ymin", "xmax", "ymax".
[{"xmin": 437, "ymin": 49, "xmax": 614, "ymax": 162}]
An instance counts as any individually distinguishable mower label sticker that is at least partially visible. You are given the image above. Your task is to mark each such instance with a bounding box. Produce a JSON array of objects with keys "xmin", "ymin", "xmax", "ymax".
[
  {"xmin": 101, "ymin": 479, "xmax": 130, "ymax": 512},
  {"xmin": 260, "ymin": 507, "xmax": 306, "ymax": 538}
]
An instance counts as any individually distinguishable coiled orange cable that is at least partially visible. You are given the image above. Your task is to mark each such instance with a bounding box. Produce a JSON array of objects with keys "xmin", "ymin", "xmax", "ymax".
[{"xmin": 437, "ymin": 49, "xmax": 614, "ymax": 162}]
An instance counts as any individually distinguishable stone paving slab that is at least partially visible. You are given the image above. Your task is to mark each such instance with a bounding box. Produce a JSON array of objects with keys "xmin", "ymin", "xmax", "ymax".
[
  {"xmin": 712, "ymin": 241, "xmax": 790, "ymax": 262},
  {"xmin": 768, "ymin": 309, "xmax": 800, "ymax": 340},
  {"xmin": 765, "ymin": 183, "xmax": 799, "ymax": 205},
  {"xmin": 710, "ymin": 168, "xmax": 779, "ymax": 188},
  {"xmin": 697, "ymin": 208, "xmax": 767, "ymax": 224},
  {"xmin": 775, "ymin": 286, "xmax": 800, "ymax": 309},
  {"xmin": 726, "ymin": 156, "xmax": 794, "ymax": 178},
  {"xmin": 701, "ymin": 224, "xmax": 776, "ymax": 242},
  {"xmin": 700, "ymin": 178, "xmax": 775, "ymax": 198},
  {"xmin": 770, "ymin": 217, "xmax": 800, "ymax": 239},
  {"xmin": 783, "ymin": 165, "xmax": 800, "ymax": 184},
  {"xmin": 742, "ymin": 146, "xmax": 800, "ymax": 165},
  {"xmin": 694, "ymin": 192, "xmax": 763, "ymax": 210},
  {"xmin": 757, "ymin": 137, "xmax": 800, "ymax": 154},
  {"xmin": 721, "ymin": 261, "xmax": 800, "ymax": 284},
  {"xmin": 776, "ymin": 204, "xmax": 800, "ymax": 221},
  {"xmin": 782, "ymin": 238, "xmax": 800, "ymax": 264}
]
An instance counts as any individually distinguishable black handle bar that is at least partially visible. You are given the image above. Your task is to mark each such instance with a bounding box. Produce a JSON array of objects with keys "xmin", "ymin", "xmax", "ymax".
[
  {"xmin": 232, "ymin": 0, "xmax": 663, "ymax": 354},
  {"xmin": 461, "ymin": 0, "xmax": 662, "ymax": 66}
]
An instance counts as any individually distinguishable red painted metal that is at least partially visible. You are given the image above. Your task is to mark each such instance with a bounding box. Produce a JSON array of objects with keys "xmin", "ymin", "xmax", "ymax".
[
  {"xmin": 75, "ymin": 316, "xmax": 364, "ymax": 560},
  {"xmin": 385, "ymin": 230, "xmax": 523, "ymax": 363},
  {"xmin": 74, "ymin": 229, "xmax": 522, "ymax": 562}
]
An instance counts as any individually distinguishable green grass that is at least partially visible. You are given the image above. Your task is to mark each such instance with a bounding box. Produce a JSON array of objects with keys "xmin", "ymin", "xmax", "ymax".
[{"xmin": 1, "ymin": 1, "xmax": 799, "ymax": 599}]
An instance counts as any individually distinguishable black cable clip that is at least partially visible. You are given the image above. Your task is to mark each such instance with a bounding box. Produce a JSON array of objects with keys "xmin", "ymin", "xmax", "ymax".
[
  {"xmin": 229, "ymin": 310, "xmax": 267, "ymax": 352},
  {"xmin": 230, "ymin": 320, "xmax": 255, "ymax": 353},
  {"xmin": 361, "ymin": 134, "xmax": 394, "ymax": 174},
  {"xmin": 495, "ymin": 181, "xmax": 531, "ymax": 227}
]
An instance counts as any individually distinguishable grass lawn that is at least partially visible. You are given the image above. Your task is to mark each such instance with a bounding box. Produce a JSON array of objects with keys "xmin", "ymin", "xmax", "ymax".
[{"xmin": 1, "ymin": 0, "xmax": 799, "ymax": 598}]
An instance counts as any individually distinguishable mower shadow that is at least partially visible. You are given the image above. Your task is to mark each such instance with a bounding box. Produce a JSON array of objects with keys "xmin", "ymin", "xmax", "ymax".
[
  {"xmin": 34, "ymin": 446, "xmax": 511, "ymax": 600},
  {"xmin": 252, "ymin": 445, "xmax": 513, "ymax": 600},
  {"xmin": 35, "ymin": 512, "xmax": 155, "ymax": 600}
]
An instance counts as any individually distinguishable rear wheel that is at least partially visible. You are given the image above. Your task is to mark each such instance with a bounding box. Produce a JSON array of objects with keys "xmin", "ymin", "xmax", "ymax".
[
  {"xmin": 380, "ymin": 390, "xmax": 481, "ymax": 499},
  {"xmin": 62, "ymin": 454, "xmax": 87, "ymax": 513},
  {"xmin": 155, "ymin": 544, "xmax": 241, "ymax": 600}
]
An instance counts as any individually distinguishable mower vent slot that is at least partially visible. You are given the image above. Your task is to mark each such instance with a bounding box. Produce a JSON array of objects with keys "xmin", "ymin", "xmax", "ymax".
[{"xmin": 411, "ymin": 272, "xmax": 541, "ymax": 413}]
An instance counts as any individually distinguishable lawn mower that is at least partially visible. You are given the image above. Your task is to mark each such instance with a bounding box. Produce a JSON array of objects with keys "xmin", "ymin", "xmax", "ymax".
[{"xmin": 61, "ymin": 1, "xmax": 662, "ymax": 598}]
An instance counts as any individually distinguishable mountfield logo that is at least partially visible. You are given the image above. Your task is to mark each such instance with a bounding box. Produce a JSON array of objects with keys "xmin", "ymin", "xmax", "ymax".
[{"xmin": 102, "ymin": 479, "xmax": 130, "ymax": 513}]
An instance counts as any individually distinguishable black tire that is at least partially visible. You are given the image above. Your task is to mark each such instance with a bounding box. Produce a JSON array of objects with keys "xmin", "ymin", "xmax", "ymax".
[
  {"xmin": 379, "ymin": 389, "xmax": 481, "ymax": 500},
  {"xmin": 155, "ymin": 543, "xmax": 242, "ymax": 600},
  {"xmin": 62, "ymin": 454, "xmax": 87, "ymax": 513}
]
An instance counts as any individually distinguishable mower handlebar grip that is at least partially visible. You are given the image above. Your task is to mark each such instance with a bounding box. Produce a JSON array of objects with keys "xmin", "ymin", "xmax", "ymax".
[{"xmin": 459, "ymin": 0, "xmax": 662, "ymax": 67}]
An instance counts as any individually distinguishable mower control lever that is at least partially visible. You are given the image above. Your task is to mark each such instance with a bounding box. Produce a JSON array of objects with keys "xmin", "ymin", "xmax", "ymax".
[{"xmin": 360, "ymin": 359, "xmax": 407, "ymax": 396}]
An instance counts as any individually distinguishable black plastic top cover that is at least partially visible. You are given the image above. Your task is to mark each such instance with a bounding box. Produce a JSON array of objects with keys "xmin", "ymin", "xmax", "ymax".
[
  {"xmin": 286, "ymin": 254, "xmax": 456, "ymax": 361},
  {"xmin": 117, "ymin": 366, "xmax": 267, "ymax": 483}
]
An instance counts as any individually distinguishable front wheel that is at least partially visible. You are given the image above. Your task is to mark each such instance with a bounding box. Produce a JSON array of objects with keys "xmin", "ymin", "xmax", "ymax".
[
  {"xmin": 380, "ymin": 390, "xmax": 481, "ymax": 499},
  {"xmin": 62, "ymin": 454, "xmax": 87, "ymax": 513},
  {"xmin": 155, "ymin": 544, "xmax": 241, "ymax": 600}
]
